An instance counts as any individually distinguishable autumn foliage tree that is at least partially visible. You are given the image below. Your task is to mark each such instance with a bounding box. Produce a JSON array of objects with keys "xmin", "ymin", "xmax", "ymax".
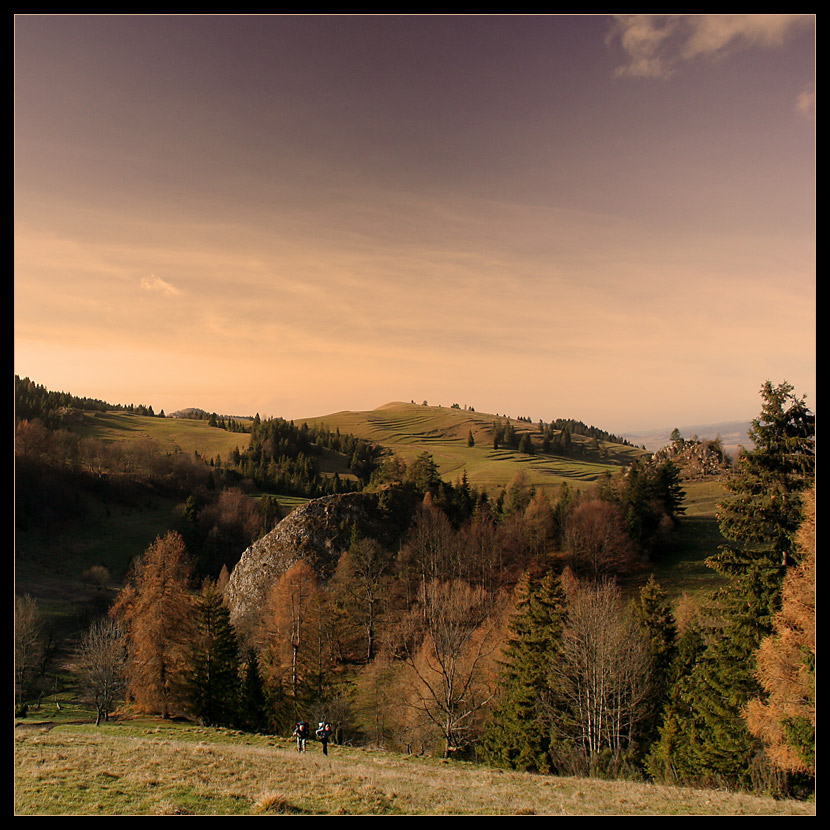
[
  {"xmin": 256, "ymin": 559, "xmax": 331, "ymax": 721},
  {"xmin": 744, "ymin": 485, "xmax": 815, "ymax": 778},
  {"xmin": 110, "ymin": 531, "xmax": 196, "ymax": 718},
  {"xmin": 563, "ymin": 499, "xmax": 640, "ymax": 580}
]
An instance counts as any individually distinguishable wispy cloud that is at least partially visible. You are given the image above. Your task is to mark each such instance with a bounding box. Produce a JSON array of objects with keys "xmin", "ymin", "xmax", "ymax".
[
  {"xmin": 609, "ymin": 14, "xmax": 813, "ymax": 79},
  {"xmin": 796, "ymin": 85, "xmax": 816, "ymax": 120},
  {"xmin": 140, "ymin": 273, "xmax": 181, "ymax": 297}
]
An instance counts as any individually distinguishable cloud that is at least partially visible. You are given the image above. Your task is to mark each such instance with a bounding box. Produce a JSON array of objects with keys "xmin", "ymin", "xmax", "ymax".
[
  {"xmin": 609, "ymin": 14, "xmax": 813, "ymax": 79},
  {"xmin": 140, "ymin": 273, "xmax": 181, "ymax": 296},
  {"xmin": 795, "ymin": 86, "xmax": 815, "ymax": 120}
]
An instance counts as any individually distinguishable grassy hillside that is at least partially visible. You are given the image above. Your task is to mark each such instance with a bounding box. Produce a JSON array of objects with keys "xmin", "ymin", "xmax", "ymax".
[
  {"xmin": 300, "ymin": 401, "xmax": 646, "ymax": 495},
  {"xmin": 17, "ymin": 402, "xmax": 728, "ymax": 618},
  {"xmin": 14, "ymin": 715, "xmax": 813, "ymax": 816},
  {"xmin": 70, "ymin": 411, "xmax": 251, "ymax": 459}
]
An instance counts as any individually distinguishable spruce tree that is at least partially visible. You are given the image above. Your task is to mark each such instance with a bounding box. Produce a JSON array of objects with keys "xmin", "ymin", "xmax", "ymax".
[
  {"xmin": 646, "ymin": 622, "xmax": 707, "ymax": 782},
  {"xmin": 480, "ymin": 570, "xmax": 566, "ymax": 773},
  {"xmin": 660, "ymin": 381, "xmax": 814, "ymax": 789},
  {"xmin": 633, "ymin": 576, "xmax": 677, "ymax": 763},
  {"xmin": 187, "ymin": 580, "xmax": 242, "ymax": 727},
  {"xmin": 239, "ymin": 647, "xmax": 268, "ymax": 734}
]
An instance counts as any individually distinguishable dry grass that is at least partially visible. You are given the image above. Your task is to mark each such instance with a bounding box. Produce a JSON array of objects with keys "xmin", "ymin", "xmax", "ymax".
[{"xmin": 14, "ymin": 720, "xmax": 815, "ymax": 816}]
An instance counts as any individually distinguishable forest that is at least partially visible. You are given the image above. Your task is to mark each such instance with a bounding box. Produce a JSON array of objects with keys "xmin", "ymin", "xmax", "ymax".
[{"xmin": 14, "ymin": 379, "xmax": 815, "ymax": 800}]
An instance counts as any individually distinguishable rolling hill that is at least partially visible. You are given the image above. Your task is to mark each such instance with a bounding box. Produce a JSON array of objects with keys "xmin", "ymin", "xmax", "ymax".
[{"xmin": 298, "ymin": 401, "xmax": 647, "ymax": 495}]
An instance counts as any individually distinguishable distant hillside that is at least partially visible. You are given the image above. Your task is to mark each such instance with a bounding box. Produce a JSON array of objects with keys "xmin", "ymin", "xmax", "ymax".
[
  {"xmin": 298, "ymin": 401, "xmax": 648, "ymax": 495},
  {"xmin": 624, "ymin": 421, "xmax": 753, "ymax": 459}
]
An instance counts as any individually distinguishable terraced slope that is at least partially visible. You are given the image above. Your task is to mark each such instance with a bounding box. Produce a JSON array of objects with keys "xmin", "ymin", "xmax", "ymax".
[{"xmin": 299, "ymin": 402, "xmax": 645, "ymax": 495}]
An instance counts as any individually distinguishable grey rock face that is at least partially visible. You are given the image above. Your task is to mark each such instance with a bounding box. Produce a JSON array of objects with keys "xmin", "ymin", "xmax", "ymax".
[{"xmin": 225, "ymin": 490, "xmax": 416, "ymax": 633}]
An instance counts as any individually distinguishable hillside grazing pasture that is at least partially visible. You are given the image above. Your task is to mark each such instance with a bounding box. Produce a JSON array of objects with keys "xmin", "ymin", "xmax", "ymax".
[
  {"xmin": 70, "ymin": 412, "xmax": 251, "ymax": 460},
  {"xmin": 14, "ymin": 718, "xmax": 814, "ymax": 816},
  {"xmin": 301, "ymin": 401, "xmax": 645, "ymax": 495}
]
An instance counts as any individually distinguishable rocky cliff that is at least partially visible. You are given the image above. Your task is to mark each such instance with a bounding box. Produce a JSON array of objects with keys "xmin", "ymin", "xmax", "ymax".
[{"xmin": 225, "ymin": 489, "xmax": 417, "ymax": 634}]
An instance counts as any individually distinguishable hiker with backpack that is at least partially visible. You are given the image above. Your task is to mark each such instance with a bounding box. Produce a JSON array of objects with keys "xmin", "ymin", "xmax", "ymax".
[
  {"xmin": 316, "ymin": 721, "xmax": 333, "ymax": 756},
  {"xmin": 293, "ymin": 720, "xmax": 310, "ymax": 753}
]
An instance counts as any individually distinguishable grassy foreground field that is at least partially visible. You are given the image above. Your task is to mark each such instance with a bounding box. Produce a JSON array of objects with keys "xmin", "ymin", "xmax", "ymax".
[{"xmin": 14, "ymin": 717, "xmax": 814, "ymax": 816}]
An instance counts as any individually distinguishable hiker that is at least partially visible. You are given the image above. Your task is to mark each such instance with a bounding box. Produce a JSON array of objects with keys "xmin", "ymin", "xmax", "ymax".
[
  {"xmin": 293, "ymin": 720, "xmax": 309, "ymax": 753},
  {"xmin": 316, "ymin": 721, "xmax": 333, "ymax": 756}
]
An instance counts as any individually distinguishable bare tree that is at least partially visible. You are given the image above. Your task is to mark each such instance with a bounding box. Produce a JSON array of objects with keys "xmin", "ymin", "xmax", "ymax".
[
  {"xmin": 15, "ymin": 594, "xmax": 47, "ymax": 709},
  {"xmin": 75, "ymin": 617, "xmax": 127, "ymax": 725},
  {"xmin": 397, "ymin": 579, "xmax": 501, "ymax": 757},
  {"xmin": 549, "ymin": 574, "xmax": 652, "ymax": 773},
  {"xmin": 564, "ymin": 499, "xmax": 639, "ymax": 580}
]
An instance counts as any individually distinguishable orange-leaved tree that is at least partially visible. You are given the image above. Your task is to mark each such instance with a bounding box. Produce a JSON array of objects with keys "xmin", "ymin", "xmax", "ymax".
[
  {"xmin": 110, "ymin": 531, "xmax": 196, "ymax": 718},
  {"xmin": 744, "ymin": 485, "xmax": 816, "ymax": 778}
]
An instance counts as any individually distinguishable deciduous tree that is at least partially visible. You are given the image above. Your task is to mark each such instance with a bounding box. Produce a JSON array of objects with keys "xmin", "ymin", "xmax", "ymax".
[
  {"xmin": 75, "ymin": 617, "xmax": 126, "ymax": 725},
  {"xmin": 564, "ymin": 499, "xmax": 639, "ymax": 580},
  {"xmin": 549, "ymin": 573, "xmax": 653, "ymax": 776},
  {"xmin": 744, "ymin": 485, "xmax": 815, "ymax": 778},
  {"xmin": 397, "ymin": 579, "xmax": 501, "ymax": 757},
  {"xmin": 15, "ymin": 594, "xmax": 48, "ymax": 709},
  {"xmin": 110, "ymin": 531, "xmax": 196, "ymax": 718}
]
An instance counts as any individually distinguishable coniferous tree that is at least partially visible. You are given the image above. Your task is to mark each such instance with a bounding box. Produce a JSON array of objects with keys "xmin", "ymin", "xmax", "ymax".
[
  {"xmin": 481, "ymin": 570, "xmax": 566, "ymax": 773},
  {"xmin": 659, "ymin": 381, "xmax": 814, "ymax": 790},
  {"xmin": 187, "ymin": 580, "xmax": 242, "ymax": 727},
  {"xmin": 239, "ymin": 647, "xmax": 269, "ymax": 733},
  {"xmin": 646, "ymin": 621, "xmax": 707, "ymax": 782},
  {"xmin": 632, "ymin": 576, "xmax": 677, "ymax": 764}
]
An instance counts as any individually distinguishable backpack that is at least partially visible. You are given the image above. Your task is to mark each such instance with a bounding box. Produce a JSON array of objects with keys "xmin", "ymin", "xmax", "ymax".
[{"xmin": 297, "ymin": 721, "xmax": 308, "ymax": 736}]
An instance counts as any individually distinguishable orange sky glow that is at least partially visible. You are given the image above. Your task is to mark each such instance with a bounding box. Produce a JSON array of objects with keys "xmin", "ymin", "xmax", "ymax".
[{"xmin": 14, "ymin": 14, "xmax": 815, "ymax": 432}]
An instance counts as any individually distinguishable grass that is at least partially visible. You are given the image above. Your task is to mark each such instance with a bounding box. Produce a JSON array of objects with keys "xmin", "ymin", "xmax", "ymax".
[
  {"xmin": 14, "ymin": 718, "xmax": 815, "ymax": 816},
  {"xmin": 302, "ymin": 401, "xmax": 646, "ymax": 495},
  {"xmin": 70, "ymin": 412, "xmax": 251, "ymax": 459},
  {"xmin": 644, "ymin": 479, "xmax": 731, "ymax": 602}
]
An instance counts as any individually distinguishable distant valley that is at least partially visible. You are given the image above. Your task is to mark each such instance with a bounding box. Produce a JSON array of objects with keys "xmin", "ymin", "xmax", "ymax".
[{"xmin": 623, "ymin": 420, "xmax": 752, "ymax": 457}]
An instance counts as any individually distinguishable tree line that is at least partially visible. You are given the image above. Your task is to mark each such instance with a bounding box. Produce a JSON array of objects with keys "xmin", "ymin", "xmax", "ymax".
[
  {"xmin": 15, "ymin": 380, "xmax": 814, "ymax": 799},
  {"xmin": 15, "ymin": 375, "xmax": 159, "ymax": 427}
]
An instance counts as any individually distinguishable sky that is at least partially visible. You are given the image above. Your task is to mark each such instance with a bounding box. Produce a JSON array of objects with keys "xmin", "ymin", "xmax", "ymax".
[{"xmin": 14, "ymin": 14, "xmax": 815, "ymax": 433}]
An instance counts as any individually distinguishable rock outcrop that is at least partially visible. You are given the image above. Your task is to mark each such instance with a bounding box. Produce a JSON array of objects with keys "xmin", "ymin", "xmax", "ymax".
[
  {"xmin": 652, "ymin": 439, "xmax": 731, "ymax": 479},
  {"xmin": 225, "ymin": 489, "xmax": 417, "ymax": 633}
]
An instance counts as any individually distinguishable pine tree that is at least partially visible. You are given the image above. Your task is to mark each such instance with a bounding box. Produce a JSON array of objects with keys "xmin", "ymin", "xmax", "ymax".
[
  {"xmin": 646, "ymin": 622, "xmax": 707, "ymax": 782},
  {"xmin": 716, "ymin": 381, "xmax": 814, "ymax": 568},
  {"xmin": 481, "ymin": 571, "xmax": 566, "ymax": 773}
]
